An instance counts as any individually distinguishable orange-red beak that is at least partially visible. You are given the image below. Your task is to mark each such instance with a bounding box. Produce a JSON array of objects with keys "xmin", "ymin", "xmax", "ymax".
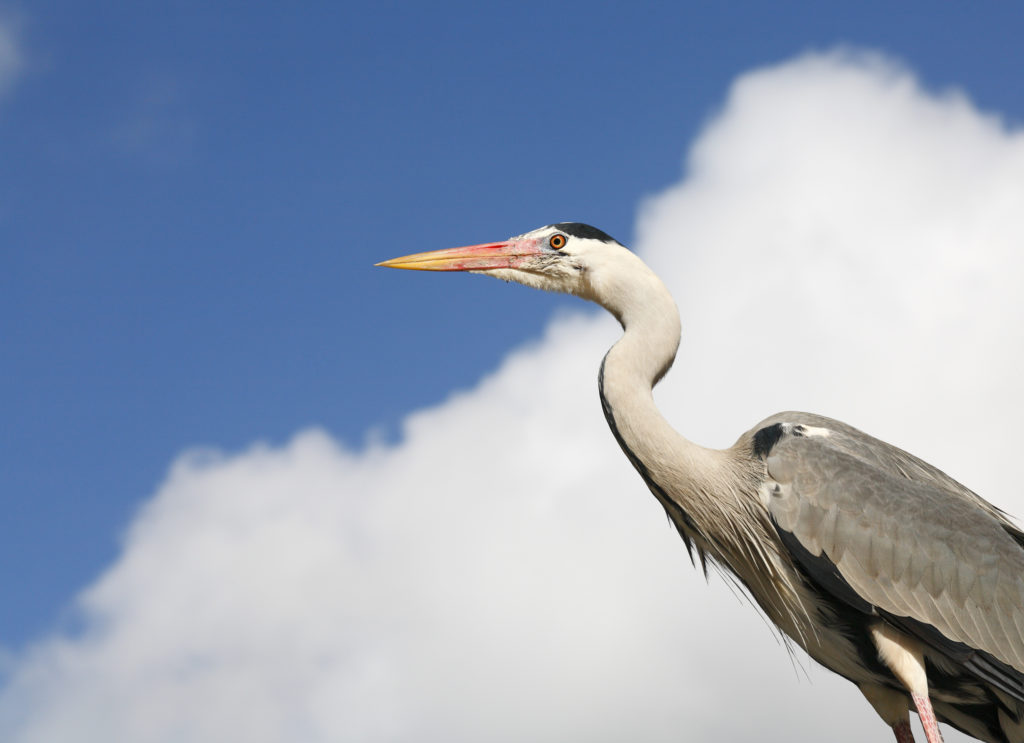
[{"xmin": 375, "ymin": 238, "xmax": 544, "ymax": 272}]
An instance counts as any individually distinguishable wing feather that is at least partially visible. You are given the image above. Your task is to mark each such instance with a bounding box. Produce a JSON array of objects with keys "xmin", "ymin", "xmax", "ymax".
[{"xmin": 759, "ymin": 422, "xmax": 1024, "ymax": 681}]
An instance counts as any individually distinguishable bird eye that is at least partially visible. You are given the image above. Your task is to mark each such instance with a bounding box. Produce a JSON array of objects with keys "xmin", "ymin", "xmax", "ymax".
[{"xmin": 549, "ymin": 234, "xmax": 567, "ymax": 250}]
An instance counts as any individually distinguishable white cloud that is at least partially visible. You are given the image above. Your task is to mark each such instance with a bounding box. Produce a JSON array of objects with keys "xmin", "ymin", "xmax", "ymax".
[{"xmin": 3, "ymin": 49, "xmax": 1024, "ymax": 742}]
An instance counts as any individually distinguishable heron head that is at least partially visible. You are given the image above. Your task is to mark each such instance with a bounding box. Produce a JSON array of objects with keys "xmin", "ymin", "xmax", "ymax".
[{"xmin": 376, "ymin": 222, "xmax": 630, "ymax": 299}]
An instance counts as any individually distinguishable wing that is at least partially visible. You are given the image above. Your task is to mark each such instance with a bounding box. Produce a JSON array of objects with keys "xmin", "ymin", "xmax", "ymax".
[{"xmin": 752, "ymin": 415, "xmax": 1024, "ymax": 697}]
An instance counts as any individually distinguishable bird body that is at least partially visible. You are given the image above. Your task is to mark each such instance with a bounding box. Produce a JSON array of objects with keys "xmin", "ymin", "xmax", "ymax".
[{"xmin": 378, "ymin": 222, "xmax": 1024, "ymax": 743}]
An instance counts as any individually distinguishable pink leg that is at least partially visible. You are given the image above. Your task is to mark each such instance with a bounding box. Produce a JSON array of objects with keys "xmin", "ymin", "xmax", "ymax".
[
  {"xmin": 892, "ymin": 718, "xmax": 915, "ymax": 743},
  {"xmin": 911, "ymin": 691, "xmax": 945, "ymax": 743}
]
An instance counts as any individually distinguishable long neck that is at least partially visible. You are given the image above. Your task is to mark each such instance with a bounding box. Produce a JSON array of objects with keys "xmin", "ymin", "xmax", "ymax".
[
  {"xmin": 596, "ymin": 261, "xmax": 724, "ymax": 482},
  {"xmin": 593, "ymin": 257, "xmax": 800, "ymax": 631},
  {"xmin": 594, "ymin": 259, "xmax": 739, "ymax": 560}
]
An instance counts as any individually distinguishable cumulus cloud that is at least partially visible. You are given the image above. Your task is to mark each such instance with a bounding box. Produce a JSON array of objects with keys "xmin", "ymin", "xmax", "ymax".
[{"xmin": 3, "ymin": 49, "xmax": 1024, "ymax": 742}]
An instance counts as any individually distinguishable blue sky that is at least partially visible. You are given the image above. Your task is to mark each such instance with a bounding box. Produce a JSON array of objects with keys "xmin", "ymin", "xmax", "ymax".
[{"xmin": 4, "ymin": 3, "xmax": 1024, "ymax": 740}]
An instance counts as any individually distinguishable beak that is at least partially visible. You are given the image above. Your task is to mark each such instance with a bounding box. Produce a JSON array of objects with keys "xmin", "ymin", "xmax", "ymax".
[{"xmin": 375, "ymin": 238, "xmax": 543, "ymax": 272}]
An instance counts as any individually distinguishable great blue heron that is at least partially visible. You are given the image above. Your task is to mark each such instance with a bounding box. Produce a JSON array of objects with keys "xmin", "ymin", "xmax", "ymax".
[{"xmin": 378, "ymin": 222, "xmax": 1024, "ymax": 743}]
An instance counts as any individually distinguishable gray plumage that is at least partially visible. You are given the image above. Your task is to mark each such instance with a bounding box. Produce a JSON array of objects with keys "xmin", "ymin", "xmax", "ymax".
[
  {"xmin": 760, "ymin": 412, "xmax": 1024, "ymax": 672},
  {"xmin": 378, "ymin": 222, "xmax": 1024, "ymax": 743},
  {"xmin": 752, "ymin": 413, "xmax": 1024, "ymax": 739}
]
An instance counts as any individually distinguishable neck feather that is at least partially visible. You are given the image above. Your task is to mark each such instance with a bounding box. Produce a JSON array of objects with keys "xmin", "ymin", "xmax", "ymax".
[
  {"xmin": 591, "ymin": 254, "xmax": 802, "ymax": 634},
  {"xmin": 593, "ymin": 258, "xmax": 740, "ymax": 558}
]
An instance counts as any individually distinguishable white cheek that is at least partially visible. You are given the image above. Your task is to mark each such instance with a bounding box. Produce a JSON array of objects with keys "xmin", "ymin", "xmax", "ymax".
[{"xmin": 472, "ymin": 267, "xmax": 573, "ymax": 295}]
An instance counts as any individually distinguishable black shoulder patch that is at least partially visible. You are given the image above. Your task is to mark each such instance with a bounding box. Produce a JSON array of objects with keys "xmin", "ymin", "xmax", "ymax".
[
  {"xmin": 551, "ymin": 222, "xmax": 619, "ymax": 244},
  {"xmin": 753, "ymin": 423, "xmax": 785, "ymax": 458}
]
